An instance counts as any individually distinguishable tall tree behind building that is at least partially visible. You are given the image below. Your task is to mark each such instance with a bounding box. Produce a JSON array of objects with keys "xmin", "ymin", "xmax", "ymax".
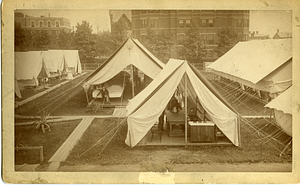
[
  {"xmin": 214, "ymin": 27, "xmax": 239, "ymax": 57},
  {"xmin": 179, "ymin": 24, "xmax": 206, "ymax": 66},
  {"xmin": 143, "ymin": 28, "xmax": 173, "ymax": 63},
  {"xmin": 14, "ymin": 22, "xmax": 28, "ymax": 51},
  {"xmin": 74, "ymin": 21, "xmax": 97, "ymax": 63}
]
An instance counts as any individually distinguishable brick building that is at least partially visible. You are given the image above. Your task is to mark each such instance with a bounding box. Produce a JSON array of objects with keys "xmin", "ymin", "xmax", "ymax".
[
  {"xmin": 15, "ymin": 12, "xmax": 72, "ymax": 49},
  {"xmin": 131, "ymin": 10, "xmax": 250, "ymax": 62}
]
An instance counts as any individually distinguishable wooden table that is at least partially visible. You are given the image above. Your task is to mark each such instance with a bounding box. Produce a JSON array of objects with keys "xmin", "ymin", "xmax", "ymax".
[
  {"xmin": 189, "ymin": 121, "xmax": 216, "ymax": 143},
  {"xmin": 165, "ymin": 110, "xmax": 186, "ymax": 137}
]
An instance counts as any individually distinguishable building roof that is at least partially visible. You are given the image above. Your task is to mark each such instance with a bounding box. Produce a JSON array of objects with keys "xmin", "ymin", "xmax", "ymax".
[{"xmin": 208, "ymin": 39, "xmax": 292, "ymax": 84}]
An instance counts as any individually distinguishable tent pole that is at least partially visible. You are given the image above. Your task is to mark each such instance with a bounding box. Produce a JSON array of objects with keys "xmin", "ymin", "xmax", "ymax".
[
  {"xmin": 238, "ymin": 115, "xmax": 241, "ymax": 147},
  {"xmin": 85, "ymin": 90, "xmax": 90, "ymax": 105},
  {"xmin": 184, "ymin": 73, "xmax": 188, "ymax": 145},
  {"xmin": 131, "ymin": 65, "xmax": 135, "ymax": 98}
]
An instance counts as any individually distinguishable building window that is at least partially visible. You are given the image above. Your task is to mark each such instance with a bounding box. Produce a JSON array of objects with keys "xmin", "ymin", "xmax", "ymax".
[
  {"xmin": 177, "ymin": 34, "xmax": 185, "ymax": 44},
  {"xmin": 179, "ymin": 20, "xmax": 184, "ymax": 28},
  {"xmin": 244, "ymin": 19, "xmax": 249, "ymax": 27},
  {"xmin": 39, "ymin": 21, "xmax": 43, "ymax": 27},
  {"xmin": 201, "ymin": 19, "xmax": 207, "ymax": 27},
  {"xmin": 48, "ymin": 21, "xmax": 51, "ymax": 27},
  {"xmin": 31, "ymin": 21, "xmax": 35, "ymax": 27},
  {"xmin": 237, "ymin": 19, "xmax": 242, "ymax": 27},
  {"xmin": 208, "ymin": 34, "xmax": 214, "ymax": 45},
  {"xmin": 56, "ymin": 30, "xmax": 61, "ymax": 37},
  {"xmin": 141, "ymin": 20, "xmax": 144, "ymax": 28},
  {"xmin": 201, "ymin": 34, "xmax": 207, "ymax": 44},
  {"xmin": 208, "ymin": 19, "xmax": 214, "ymax": 27},
  {"xmin": 55, "ymin": 21, "xmax": 59, "ymax": 27},
  {"xmin": 185, "ymin": 19, "xmax": 191, "ymax": 27}
]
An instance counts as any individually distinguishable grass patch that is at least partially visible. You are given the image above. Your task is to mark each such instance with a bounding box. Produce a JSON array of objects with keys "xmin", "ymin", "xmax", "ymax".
[
  {"xmin": 15, "ymin": 119, "xmax": 81, "ymax": 165},
  {"xmin": 62, "ymin": 118, "xmax": 292, "ymax": 167}
]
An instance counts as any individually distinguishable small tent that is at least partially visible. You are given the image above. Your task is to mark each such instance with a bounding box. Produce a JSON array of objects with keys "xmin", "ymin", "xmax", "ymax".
[
  {"xmin": 15, "ymin": 51, "xmax": 50, "ymax": 92},
  {"xmin": 208, "ymin": 39, "xmax": 292, "ymax": 97},
  {"xmin": 49, "ymin": 50, "xmax": 82, "ymax": 74},
  {"xmin": 42, "ymin": 50, "xmax": 67, "ymax": 73},
  {"xmin": 125, "ymin": 59, "xmax": 240, "ymax": 147},
  {"xmin": 83, "ymin": 38, "xmax": 165, "ymax": 100},
  {"xmin": 265, "ymin": 86, "xmax": 292, "ymax": 136}
]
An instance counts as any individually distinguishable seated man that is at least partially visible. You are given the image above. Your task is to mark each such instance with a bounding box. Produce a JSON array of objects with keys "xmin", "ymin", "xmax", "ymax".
[
  {"xmin": 100, "ymin": 86, "xmax": 110, "ymax": 104},
  {"xmin": 169, "ymin": 95, "xmax": 181, "ymax": 113}
]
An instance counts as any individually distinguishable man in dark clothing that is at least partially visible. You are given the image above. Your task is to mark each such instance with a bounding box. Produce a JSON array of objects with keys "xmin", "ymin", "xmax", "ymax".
[{"xmin": 100, "ymin": 86, "xmax": 110, "ymax": 104}]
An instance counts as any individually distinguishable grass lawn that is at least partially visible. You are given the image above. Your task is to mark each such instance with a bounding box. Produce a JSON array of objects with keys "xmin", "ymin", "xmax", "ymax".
[
  {"xmin": 62, "ymin": 118, "xmax": 292, "ymax": 167},
  {"xmin": 15, "ymin": 119, "xmax": 81, "ymax": 165}
]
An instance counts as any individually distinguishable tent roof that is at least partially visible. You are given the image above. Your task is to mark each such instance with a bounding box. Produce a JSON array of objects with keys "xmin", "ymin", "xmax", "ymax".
[
  {"xmin": 84, "ymin": 38, "xmax": 165, "ymax": 86},
  {"xmin": 15, "ymin": 51, "xmax": 44, "ymax": 80},
  {"xmin": 126, "ymin": 59, "xmax": 239, "ymax": 147},
  {"xmin": 265, "ymin": 86, "xmax": 292, "ymax": 115},
  {"xmin": 208, "ymin": 39, "xmax": 292, "ymax": 84}
]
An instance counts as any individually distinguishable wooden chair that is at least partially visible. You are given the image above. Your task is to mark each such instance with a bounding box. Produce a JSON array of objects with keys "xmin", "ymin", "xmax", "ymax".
[{"xmin": 151, "ymin": 123, "xmax": 162, "ymax": 143}]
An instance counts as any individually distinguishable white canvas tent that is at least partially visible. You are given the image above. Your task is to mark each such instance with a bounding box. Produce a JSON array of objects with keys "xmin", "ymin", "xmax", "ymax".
[
  {"xmin": 42, "ymin": 50, "xmax": 67, "ymax": 73},
  {"xmin": 49, "ymin": 50, "xmax": 82, "ymax": 74},
  {"xmin": 208, "ymin": 39, "xmax": 292, "ymax": 96},
  {"xmin": 265, "ymin": 86, "xmax": 292, "ymax": 136},
  {"xmin": 83, "ymin": 38, "xmax": 165, "ymax": 101},
  {"xmin": 15, "ymin": 51, "xmax": 50, "ymax": 97},
  {"xmin": 125, "ymin": 59, "xmax": 240, "ymax": 147}
]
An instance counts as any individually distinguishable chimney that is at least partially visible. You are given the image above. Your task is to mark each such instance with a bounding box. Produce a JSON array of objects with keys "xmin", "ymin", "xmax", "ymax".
[
  {"xmin": 277, "ymin": 29, "xmax": 279, "ymax": 33},
  {"xmin": 256, "ymin": 31, "xmax": 258, "ymax": 34}
]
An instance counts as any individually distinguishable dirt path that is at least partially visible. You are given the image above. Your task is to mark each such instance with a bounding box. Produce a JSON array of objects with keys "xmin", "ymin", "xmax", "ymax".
[{"xmin": 59, "ymin": 162, "xmax": 292, "ymax": 172}]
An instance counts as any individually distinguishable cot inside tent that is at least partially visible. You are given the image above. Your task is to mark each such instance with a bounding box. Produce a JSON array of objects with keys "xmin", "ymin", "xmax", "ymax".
[
  {"xmin": 83, "ymin": 38, "xmax": 165, "ymax": 101},
  {"xmin": 208, "ymin": 39, "xmax": 292, "ymax": 95},
  {"xmin": 125, "ymin": 59, "xmax": 240, "ymax": 148},
  {"xmin": 265, "ymin": 86, "xmax": 292, "ymax": 136}
]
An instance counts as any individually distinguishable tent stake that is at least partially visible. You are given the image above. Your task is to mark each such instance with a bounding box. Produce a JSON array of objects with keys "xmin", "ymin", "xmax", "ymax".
[{"xmin": 185, "ymin": 73, "xmax": 188, "ymax": 145}]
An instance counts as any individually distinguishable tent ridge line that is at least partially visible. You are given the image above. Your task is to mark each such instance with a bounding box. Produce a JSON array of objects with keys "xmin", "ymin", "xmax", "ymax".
[
  {"xmin": 131, "ymin": 39, "xmax": 164, "ymax": 69},
  {"xmin": 85, "ymin": 38, "xmax": 130, "ymax": 82},
  {"xmin": 129, "ymin": 62, "xmax": 185, "ymax": 116}
]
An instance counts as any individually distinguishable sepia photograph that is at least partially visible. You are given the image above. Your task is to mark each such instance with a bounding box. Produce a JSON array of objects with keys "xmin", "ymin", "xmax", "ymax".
[{"xmin": 2, "ymin": 0, "xmax": 300, "ymax": 183}]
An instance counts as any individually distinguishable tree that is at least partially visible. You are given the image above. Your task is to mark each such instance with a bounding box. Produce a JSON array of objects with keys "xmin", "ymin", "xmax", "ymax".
[
  {"xmin": 74, "ymin": 21, "xmax": 96, "ymax": 63},
  {"xmin": 58, "ymin": 31, "xmax": 75, "ymax": 50},
  {"xmin": 14, "ymin": 22, "xmax": 27, "ymax": 51},
  {"xmin": 35, "ymin": 30, "xmax": 51, "ymax": 50},
  {"xmin": 143, "ymin": 28, "xmax": 173, "ymax": 63},
  {"xmin": 96, "ymin": 31, "xmax": 119, "ymax": 57},
  {"xmin": 111, "ymin": 20, "xmax": 130, "ymax": 45},
  {"xmin": 214, "ymin": 27, "xmax": 239, "ymax": 57},
  {"xmin": 179, "ymin": 24, "xmax": 206, "ymax": 65}
]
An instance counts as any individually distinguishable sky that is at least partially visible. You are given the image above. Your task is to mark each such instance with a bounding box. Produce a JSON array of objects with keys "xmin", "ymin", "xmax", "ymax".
[{"xmin": 16, "ymin": 9, "xmax": 292, "ymax": 37}]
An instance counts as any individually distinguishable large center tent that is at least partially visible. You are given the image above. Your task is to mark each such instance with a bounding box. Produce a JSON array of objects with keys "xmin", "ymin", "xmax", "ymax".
[
  {"xmin": 83, "ymin": 38, "xmax": 165, "ymax": 100},
  {"xmin": 207, "ymin": 39, "xmax": 292, "ymax": 98},
  {"xmin": 125, "ymin": 59, "xmax": 240, "ymax": 147}
]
